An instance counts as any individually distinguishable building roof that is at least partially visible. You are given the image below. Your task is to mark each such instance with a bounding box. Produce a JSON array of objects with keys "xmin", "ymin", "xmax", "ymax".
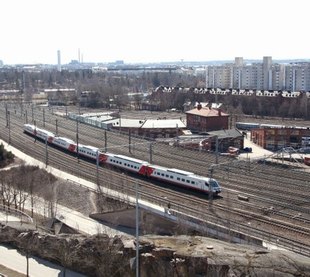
[
  {"xmin": 185, "ymin": 107, "xmax": 229, "ymax": 117},
  {"xmin": 207, "ymin": 128, "xmax": 243, "ymax": 139},
  {"xmin": 141, "ymin": 119, "xmax": 186, "ymax": 129},
  {"xmin": 105, "ymin": 118, "xmax": 186, "ymax": 129}
]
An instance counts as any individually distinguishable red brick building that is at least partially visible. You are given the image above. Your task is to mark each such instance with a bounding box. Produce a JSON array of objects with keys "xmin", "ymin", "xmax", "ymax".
[
  {"xmin": 186, "ymin": 107, "xmax": 229, "ymax": 133},
  {"xmin": 251, "ymin": 127, "xmax": 310, "ymax": 150}
]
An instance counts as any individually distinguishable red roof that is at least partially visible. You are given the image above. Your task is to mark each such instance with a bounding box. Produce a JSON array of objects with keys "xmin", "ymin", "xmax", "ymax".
[{"xmin": 186, "ymin": 107, "xmax": 229, "ymax": 117}]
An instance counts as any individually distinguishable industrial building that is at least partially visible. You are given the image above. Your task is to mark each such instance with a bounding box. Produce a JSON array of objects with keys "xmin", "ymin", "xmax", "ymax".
[
  {"xmin": 186, "ymin": 105, "xmax": 229, "ymax": 133},
  {"xmin": 251, "ymin": 125, "xmax": 310, "ymax": 151}
]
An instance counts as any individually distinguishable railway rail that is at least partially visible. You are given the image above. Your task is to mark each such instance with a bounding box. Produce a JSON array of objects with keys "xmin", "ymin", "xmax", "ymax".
[{"xmin": 0, "ymin": 103, "xmax": 309, "ymax": 257}]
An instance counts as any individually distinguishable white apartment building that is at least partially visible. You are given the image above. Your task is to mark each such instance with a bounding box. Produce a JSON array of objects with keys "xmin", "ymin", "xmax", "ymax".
[
  {"xmin": 206, "ymin": 64, "xmax": 233, "ymax": 89},
  {"xmin": 206, "ymin": 57, "xmax": 310, "ymax": 91},
  {"xmin": 285, "ymin": 63, "xmax": 310, "ymax": 91}
]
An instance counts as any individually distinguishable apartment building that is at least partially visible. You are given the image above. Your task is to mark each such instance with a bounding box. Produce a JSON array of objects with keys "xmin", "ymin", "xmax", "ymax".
[
  {"xmin": 285, "ymin": 63, "xmax": 310, "ymax": 91},
  {"xmin": 206, "ymin": 57, "xmax": 310, "ymax": 91}
]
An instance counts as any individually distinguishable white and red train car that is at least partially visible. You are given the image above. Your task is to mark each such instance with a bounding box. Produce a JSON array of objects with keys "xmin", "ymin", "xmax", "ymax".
[
  {"xmin": 23, "ymin": 124, "xmax": 221, "ymax": 195},
  {"xmin": 53, "ymin": 137, "xmax": 76, "ymax": 152},
  {"xmin": 145, "ymin": 166, "xmax": 220, "ymax": 194},
  {"xmin": 23, "ymin": 124, "xmax": 54, "ymax": 143},
  {"xmin": 77, "ymin": 145, "xmax": 107, "ymax": 163}
]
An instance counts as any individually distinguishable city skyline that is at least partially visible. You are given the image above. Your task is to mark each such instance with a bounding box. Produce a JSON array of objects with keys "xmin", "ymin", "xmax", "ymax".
[{"xmin": 1, "ymin": 0, "xmax": 309, "ymax": 65}]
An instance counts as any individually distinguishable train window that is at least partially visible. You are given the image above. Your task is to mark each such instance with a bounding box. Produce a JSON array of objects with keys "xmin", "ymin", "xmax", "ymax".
[
  {"xmin": 166, "ymin": 174, "xmax": 169, "ymax": 178},
  {"xmin": 181, "ymin": 178, "xmax": 185, "ymax": 182},
  {"xmin": 177, "ymin": 177, "xmax": 180, "ymax": 181},
  {"xmin": 124, "ymin": 163, "xmax": 127, "ymax": 166},
  {"xmin": 170, "ymin": 176, "xmax": 173, "ymax": 179},
  {"xmin": 191, "ymin": 181, "xmax": 195, "ymax": 184},
  {"xmin": 157, "ymin": 172, "xmax": 160, "ymax": 175},
  {"xmin": 186, "ymin": 180, "xmax": 190, "ymax": 183},
  {"xmin": 161, "ymin": 174, "xmax": 164, "ymax": 176}
]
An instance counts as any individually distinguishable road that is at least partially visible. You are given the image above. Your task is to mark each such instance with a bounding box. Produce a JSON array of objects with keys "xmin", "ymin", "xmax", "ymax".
[{"xmin": 0, "ymin": 245, "xmax": 86, "ymax": 277}]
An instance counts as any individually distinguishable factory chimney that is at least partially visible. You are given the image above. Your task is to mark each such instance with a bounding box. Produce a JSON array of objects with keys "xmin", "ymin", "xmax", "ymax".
[{"xmin": 57, "ymin": 50, "xmax": 61, "ymax": 71}]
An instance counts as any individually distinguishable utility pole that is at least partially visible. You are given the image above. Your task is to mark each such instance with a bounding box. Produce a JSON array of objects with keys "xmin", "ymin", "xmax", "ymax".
[
  {"xmin": 104, "ymin": 130, "xmax": 107, "ymax": 152},
  {"xmin": 208, "ymin": 165, "xmax": 214, "ymax": 202},
  {"xmin": 55, "ymin": 119, "xmax": 58, "ymax": 136},
  {"xmin": 129, "ymin": 129, "xmax": 132, "ymax": 154},
  {"xmin": 76, "ymin": 119, "xmax": 79, "ymax": 162},
  {"xmin": 149, "ymin": 142, "xmax": 153, "ymax": 164},
  {"xmin": 96, "ymin": 150, "xmax": 99, "ymax": 185},
  {"xmin": 5, "ymin": 104, "xmax": 8, "ymax": 127},
  {"xmin": 25, "ymin": 109, "xmax": 28, "ymax": 124},
  {"xmin": 34, "ymin": 120, "xmax": 37, "ymax": 142},
  {"xmin": 45, "ymin": 137, "xmax": 48, "ymax": 167},
  {"xmin": 43, "ymin": 108, "xmax": 45, "ymax": 127},
  {"xmin": 31, "ymin": 104, "xmax": 34, "ymax": 123},
  {"xmin": 215, "ymin": 136, "xmax": 219, "ymax": 164},
  {"xmin": 8, "ymin": 111, "xmax": 11, "ymax": 144},
  {"xmin": 135, "ymin": 182, "xmax": 139, "ymax": 277}
]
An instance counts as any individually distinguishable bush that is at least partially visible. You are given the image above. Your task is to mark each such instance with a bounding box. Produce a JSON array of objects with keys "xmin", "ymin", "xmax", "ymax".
[{"xmin": 0, "ymin": 143, "xmax": 15, "ymax": 166}]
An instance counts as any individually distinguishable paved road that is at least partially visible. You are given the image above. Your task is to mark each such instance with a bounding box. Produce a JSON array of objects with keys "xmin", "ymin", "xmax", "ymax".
[{"xmin": 0, "ymin": 245, "xmax": 86, "ymax": 277}]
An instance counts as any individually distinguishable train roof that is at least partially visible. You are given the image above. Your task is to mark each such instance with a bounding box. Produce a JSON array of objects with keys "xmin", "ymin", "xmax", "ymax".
[
  {"xmin": 24, "ymin": 124, "xmax": 35, "ymax": 128},
  {"xmin": 37, "ymin": 129, "xmax": 55, "ymax": 136},
  {"xmin": 167, "ymin": 168, "xmax": 195, "ymax": 176},
  {"xmin": 78, "ymin": 145, "xmax": 100, "ymax": 152},
  {"xmin": 150, "ymin": 165, "xmax": 194, "ymax": 175},
  {"xmin": 112, "ymin": 154, "xmax": 149, "ymax": 165},
  {"xmin": 53, "ymin": 136, "xmax": 76, "ymax": 144}
]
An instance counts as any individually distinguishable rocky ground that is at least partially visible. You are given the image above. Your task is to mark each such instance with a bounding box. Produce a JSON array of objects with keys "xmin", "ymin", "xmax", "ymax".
[{"xmin": 0, "ymin": 224, "xmax": 309, "ymax": 277}]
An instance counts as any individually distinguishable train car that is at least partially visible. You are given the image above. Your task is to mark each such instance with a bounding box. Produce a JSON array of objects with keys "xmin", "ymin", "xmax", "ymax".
[
  {"xmin": 52, "ymin": 136, "xmax": 77, "ymax": 152},
  {"xmin": 146, "ymin": 165, "xmax": 221, "ymax": 194},
  {"xmin": 77, "ymin": 145, "xmax": 107, "ymax": 163},
  {"xmin": 23, "ymin": 124, "xmax": 36, "ymax": 135},
  {"xmin": 105, "ymin": 153, "xmax": 150, "ymax": 174},
  {"xmin": 24, "ymin": 124, "xmax": 55, "ymax": 143},
  {"xmin": 235, "ymin": 122, "xmax": 260, "ymax": 130},
  {"xmin": 260, "ymin": 123, "xmax": 285, "ymax": 129},
  {"xmin": 35, "ymin": 128, "xmax": 55, "ymax": 143}
]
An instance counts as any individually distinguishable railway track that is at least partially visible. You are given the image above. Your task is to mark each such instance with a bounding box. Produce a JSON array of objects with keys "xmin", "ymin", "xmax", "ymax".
[{"xmin": 0, "ymin": 103, "xmax": 309, "ymax": 257}]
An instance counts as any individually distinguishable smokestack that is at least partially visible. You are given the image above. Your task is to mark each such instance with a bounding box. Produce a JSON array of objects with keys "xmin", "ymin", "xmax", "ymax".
[{"xmin": 57, "ymin": 50, "xmax": 61, "ymax": 71}]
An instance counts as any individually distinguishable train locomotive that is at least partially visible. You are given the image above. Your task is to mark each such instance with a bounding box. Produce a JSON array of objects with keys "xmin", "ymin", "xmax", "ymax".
[{"xmin": 23, "ymin": 124, "xmax": 221, "ymax": 195}]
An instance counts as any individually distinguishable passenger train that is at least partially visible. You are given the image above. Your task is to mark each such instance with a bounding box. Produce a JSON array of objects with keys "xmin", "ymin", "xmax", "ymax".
[
  {"xmin": 236, "ymin": 121, "xmax": 310, "ymax": 131},
  {"xmin": 23, "ymin": 124, "xmax": 221, "ymax": 195}
]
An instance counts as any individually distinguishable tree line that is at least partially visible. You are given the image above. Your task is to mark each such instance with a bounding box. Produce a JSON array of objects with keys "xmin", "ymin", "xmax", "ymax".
[{"xmin": 0, "ymin": 69, "xmax": 309, "ymax": 119}]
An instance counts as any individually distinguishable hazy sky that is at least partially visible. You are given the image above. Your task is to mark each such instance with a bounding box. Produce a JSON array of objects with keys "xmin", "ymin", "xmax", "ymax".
[{"xmin": 1, "ymin": 0, "xmax": 309, "ymax": 65}]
